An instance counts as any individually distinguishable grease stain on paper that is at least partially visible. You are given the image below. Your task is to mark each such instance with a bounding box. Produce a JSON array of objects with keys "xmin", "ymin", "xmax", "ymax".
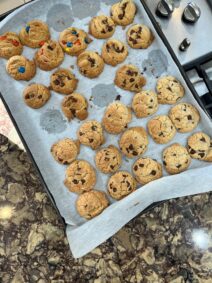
[
  {"xmin": 40, "ymin": 109, "xmax": 67, "ymax": 134},
  {"xmin": 92, "ymin": 83, "xmax": 118, "ymax": 107},
  {"xmin": 142, "ymin": 49, "xmax": 168, "ymax": 77}
]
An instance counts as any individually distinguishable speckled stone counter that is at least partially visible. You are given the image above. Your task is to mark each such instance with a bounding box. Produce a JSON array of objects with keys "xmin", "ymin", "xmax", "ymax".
[{"xmin": 0, "ymin": 134, "xmax": 212, "ymax": 283}]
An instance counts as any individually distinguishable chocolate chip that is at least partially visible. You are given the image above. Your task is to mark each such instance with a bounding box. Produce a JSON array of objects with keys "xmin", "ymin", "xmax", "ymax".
[
  {"xmin": 129, "ymin": 144, "xmax": 134, "ymax": 150},
  {"xmin": 200, "ymin": 137, "xmax": 206, "ymax": 142},
  {"xmin": 118, "ymin": 14, "xmax": 124, "ymax": 20},
  {"xmin": 53, "ymin": 79, "xmax": 60, "ymax": 85},
  {"xmin": 81, "ymin": 179, "xmax": 85, "ymax": 184},
  {"xmin": 73, "ymin": 179, "xmax": 78, "ymax": 184},
  {"xmin": 110, "ymin": 165, "xmax": 115, "ymax": 170},
  {"xmin": 176, "ymin": 164, "xmax": 181, "ymax": 168},
  {"xmin": 130, "ymin": 78, "xmax": 135, "ymax": 82},
  {"xmin": 87, "ymin": 56, "xmax": 95, "ymax": 67},
  {"xmin": 167, "ymin": 87, "xmax": 172, "ymax": 91},
  {"xmin": 134, "ymin": 165, "xmax": 138, "ymax": 171},
  {"xmin": 70, "ymin": 109, "xmax": 76, "ymax": 116},
  {"xmin": 187, "ymin": 115, "xmax": 192, "ymax": 120},
  {"xmin": 79, "ymin": 132, "xmax": 83, "ymax": 136},
  {"xmin": 199, "ymin": 152, "xmax": 205, "ymax": 158},
  {"xmin": 151, "ymin": 170, "xmax": 156, "ymax": 175},
  {"xmin": 130, "ymin": 29, "xmax": 136, "ymax": 35},
  {"xmin": 115, "ymin": 95, "xmax": 121, "ymax": 101},
  {"xmin": 105, "ymin": 157, "xmax": 109, "ymax": 161},
  {"xmin": 133, "ymin": 151, "xmax": 138, "ymax": 156},
  {"xmin": 106, "ymin": 44, "xmax": 110, "ymax": 52},
  {"xmin": 159, "ymin": 132, "xmax": 163, "ymax": 137},
  {"xmin": 126, "ymin": 181, "xmax": 130, "ymax": 187},
  {"xmin": 89, "ymin": 139, "xmax": 94, "ymax": 143},
  {"xmin": 38, "ymin": 95, "xmax": 42, "ymax": 99},
  {"xmin": 163, "ymin": 161, "xmax": 167, "ymax": 166},
  {"xmin": 113, "ymin": 188, "xmax": 117, "ymax": 192},
  {"xmin": 70, "ymin": 97, "xmax": 77, "ymax": 103},
  {"xmin": 135, "ymin": 84, "xmax": 139, "ymax": 89},
  {"xmin": 108, "ymin": 26, "xmax": 113, "ymax": 32},
  {"xmin": 47, "ymin": 45, "xmax": 54, "ymax": 51},
  {"xmin": 149, "ymin": 106, "xmax": 153, "ymax": 109},
  {"xmin": 122, "ymin": 174, "xmax": 127, "ymax": 177},
  {"xmin": 139, "ymin": 163, "xmax": 144, "ymax": 167},
  {"xmin": 91, "ymin": 125, "xmax": 97, "ymax": 131},
  {"xmin": 189, "ymin": 148, "xmax": 196, "ymax": 154},
  {"xmin": 150, "ymin": 99, "xmax": 153, "ymax": 102},
  {"xmin": 129, "ymin": 37, "xmax": 137, "ymax": 44}
]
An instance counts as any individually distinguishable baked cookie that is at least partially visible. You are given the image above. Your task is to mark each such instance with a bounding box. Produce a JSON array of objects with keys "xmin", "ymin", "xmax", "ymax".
[
  {"xmin": 51, "ymin": 138, "xmax": 80, "ymax": 165},
  {"xmin": 163, "ymin": 143, "xmax": 191, "ymax": 174},
  {"xmin": 119, "ymin": 127, "xmax": 148, "ymax": 158},
  {"xmin": 23, "ymin": 84, "xmax": 50, "ymax": 109},
  {"xmin": 132, "ymin": 90, "xmax": 158, "ymax": 118},
  {"xmin": 102, "ymin": 101, "xmax": 132, "ymax": 134},
  {"xmin": 95, "ymin": 145, "xmax": 122, "ymax": 174},
  {"xmin": 19, "ymin": 20, "xmax": 50, "ymax": 48},
  {"xmin": 0, "ymin": 32, "xmax": 23, "ymax": 59},
  {"xmin": 204, "ymin": 139, "xmax": 212, "ymax": 162},
  {"xmin": 76, "ymin": 190, "xmax": 109, "ymax": 219},
  {"xmin": 169, "ymin": 103, "xmax": 200, "ymax": 133},
  {"xmin": 101, "ymin": 39, "xmax": 128, "ymax": 66},
  {"xmin": 187, "ymin": 132, "xmax": 211, "ymax": 160},
  {"xmin": 59, "ymin": 27, "xmax": 92, "ymax": 56},
  {"xmin": 114, "ymin": 64, "xmax": 146, "ymax": 92},
  {"xmin": 89, "ymin": 15, "xmax": 115, "ymax": 39},
  {"xmin": 77, "ymin": 51, "xmax": 104, "ymax": 78},
  {"xmin": 108, "ymin": 171, "xmax": 136, "ymax": 200},
  {"xmin": 111, "ymin": 0, "xmax": 136, "ymax": 26},
  {"xmin": 6, "ymin": 55, "xmax": 36, "ymax": 81},
  {"xmin": 50, "ymin": 68, "xmax": 78, "ymax": 95},
  {"xmin": 61, "ymin": 93, "xmax": 88, "ymax": 121},
  {"xmin": 35, "ymin": 40, "xmax": 64, "ymax": 71},
  {"xmin": 64, "ymin": 160, "xmax": 96, "ymax": 193},
  {"xmin": 156, "ymin": 76, "xmax": 185, "ymax": 104},
  {"xmin": 133, "ymin": 157, "xmax": 162, "ymax": 185},
  {"xmin": 77, "ymin": 120, "xmax": 105, "ymax": 150},
  {"xmin": 127, "ymin": 24, "xmax": 154, "ymax": 49},
  {"xmin": 147, "ymin": 115, "xmax": 176, "ymax": 144}
]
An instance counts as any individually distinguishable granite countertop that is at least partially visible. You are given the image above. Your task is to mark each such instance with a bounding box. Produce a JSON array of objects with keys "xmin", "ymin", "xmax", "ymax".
[{"xmin": 0, "ymin": 134, "xmax": 212, "ymax": 283}]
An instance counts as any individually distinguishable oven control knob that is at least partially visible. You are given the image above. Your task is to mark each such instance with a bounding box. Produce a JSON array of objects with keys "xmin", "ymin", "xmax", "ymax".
[
  {"xmin": 183, "ymin": 2, "xmax": 201, "ymax": 23},
  {"xmin": 179, "ymin": 38, "xmax": 191, "ymax": 51},
  {"xmin": 156, "ymin": 0, "xmax": 174, "ymax": 17}
]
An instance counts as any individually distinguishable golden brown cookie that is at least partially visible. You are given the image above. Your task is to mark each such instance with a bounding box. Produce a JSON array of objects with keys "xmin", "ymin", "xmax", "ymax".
[
  {"xmin": 6, "ymin": 55, "xmax": 36, "ymax": 81},
  {"xmin": 127, "ymin": 24, "xmax": 154, "ymax": 49},
  {"xmin": 19, "ymin": 20, "xmax": 50, "ymax": 48},
  {"xmin": 163, "ymin": 143, "xmax": 191, "ymax": 174},
  {"xmin": 147, "ymin": 115, "xmax": 176, "ymax": 144},
  {"xmin": 119, "ymin": 127, "xmax": 148, "ymax": 158},
  {"xmin": 132, "ymin": 90, "xmax": 158, "ymax": 118},
  {"xmin": 51, "ymin": 138, "xmax": 80, "ymax": 165},
  {"xmin": 187, "ymin": 132, "xmax": 211, "ymax": 160},
  {"xmin": 111, "ymin": 0, "xmax": 136, "ymax": 26},
  {"xmin": 102, "ymin": 101, "xmax": 132, "ymax": 134},
  {"xmin": 59, "ymin": 27, "xmax": 92, "ymax": 56},
  {"xmin": 108, "ymin": 171, "xmax": 136, "ymax": 200},
  {"xmin": 35, "ymin": 40, "xmax": 64, "ymax": 71},
  {"xmin": 77, "ymin": 120, "xmax": 105, "ymax": 150},
  {"xmin": 101, "ymin": 39, "xmax": 128, "ymax": 66},
  {"xmin": 95, "ymin": 145, "xmax": 122, "ymax": 174},
  {"xmin": 169, "ymin": 103, "xmax": 200, "ymax": 133},
  {"xmin": 76, "ymin": 190, "xmax": 109, "ymax": 219},
  {"xmin": 77, "ymin": 51, "xmax": 104, "ymax": 78},
  {"xmin": 133, "ymin": 157, "xmax": 163, "ymax": 185},
  {"xmin": 156, "ymin": 76, "xmax": 185, "ymax": 104},
  {"xmin": 64, "ymin": 160, "xmax": 96, "ymax": 194},
  {"xmin": 114, "ymin": 64, "xmax": 146, "ymax": 92},
  {"xmin": 23, "ymin": 84, "xmax": 50, "ymax": 109},
  {"xmin": 61, "ymin": 93, "xmax": 88, "ymax": 121},
  {"xmin": 0, "ymin": 32, "xmax": 23, "ymax": 59},
  {"xmin": 204, "ymin": 139, "xmax": 212, "ymax": 162},
  {"xmin": 89, "ymin": 15, "xmax": 115, "ymax": 39},
  {"xmin": 50, "ymin": 68, "xmax": 78, "ymax": 95}
]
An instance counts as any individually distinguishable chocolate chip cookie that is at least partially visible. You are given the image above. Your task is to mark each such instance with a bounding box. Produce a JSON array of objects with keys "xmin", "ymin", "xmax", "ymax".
[
  {"xmin": 95, "ymin": 145, "xmax": 122, "ymax": 174},
  {"xmin": 133, "ymin": 157, "xmax": 163, "ymax": 185},
  {"xmin": 64, "ymin": 160, "xmax": 96, "ymax": 194},
  {"xmin": 77, "ymin": 51, "xmax": 104, "ymax": 78},
  {"xmin": 19, "ymin": 20, "xmax": 50, "ymax": 48},
  {"xmin": 187, "ymin": 132, "xmax": 211, "ymax": 160},
  {"xmin": 50, "ymin": 68, "xmax": 78, "ymax": 95},
  {"xmin": 156, "ymin": 76, "xmax": 185, "ymax": 104},
  {"xmin": 163, "ymin": 143, "xmax": 191, "ymax": 174},
  {"xmin": 59, "ymin": 27, "xmax": 92, "ymax": 56},
  {"xmin": 51, "ymin": 138, "xmax": 80, "ymax": 165},
  {"xmin": 102, "ymin": 101, "xmax": 132, "ymax": 134},
  {"xmin": 61, "ymin": 93, "xmax": 88, "ymax": 121},
  {"xmin": 119, "ymin": 127, "xmax": 148, "ymax": 158},
  {"xmin": 77, "ymin": 120, "xmax": 105, "ymax": 150},
  {"xmin": 6, "ymin": 55, "xmax": 36, "ymax": 81},
  {"xmin": 127, "ymin": 24, "xmax": 154, "ymax": 49},
  {"xmin": 23, "ymin": 83, "xmax": 51, "ymax": 109},
  {"xmin": 76, "ymin": 190, "xmax": 109, "ymax": 219},
  {"xmin": 169, "ymin": 103, "xmax": 200, "ymax": 133},
  {"xmin": 114, "ymin": 64, "xmax": 146, "ymax": 92},
  {"xmin": 147, "ymin": 115, "xmax": 176, "ymax": 144},
  {"xmin": 0, "ymin": 32, "xmax": 23, "ymax": 59},
  {"xmin": 89, "ymin": 15, "xmax": 115, "ymax": 39},
  {"xmin": 108, "ymin": 171, "xmax": 136, "ymax": 200},
  {"xmin": 101, "ymin": 39, "xmax": 128, "ymax": 66},
  {"xmin": 132, "ymin": 90, "xmax": 158, "ymax": 118},
  {"xmin": 35, "ymin": 40, "xmax": 64, "ymax": 71},
  {"xmin": 111, "ymin": 0, "xmax": 136, "ymax": 26}
]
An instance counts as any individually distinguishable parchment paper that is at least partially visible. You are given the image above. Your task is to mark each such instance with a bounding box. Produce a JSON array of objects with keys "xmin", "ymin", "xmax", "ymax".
[{"xmin": 0, "ymin": 0, "xmax": 212, "ymax": 258}]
